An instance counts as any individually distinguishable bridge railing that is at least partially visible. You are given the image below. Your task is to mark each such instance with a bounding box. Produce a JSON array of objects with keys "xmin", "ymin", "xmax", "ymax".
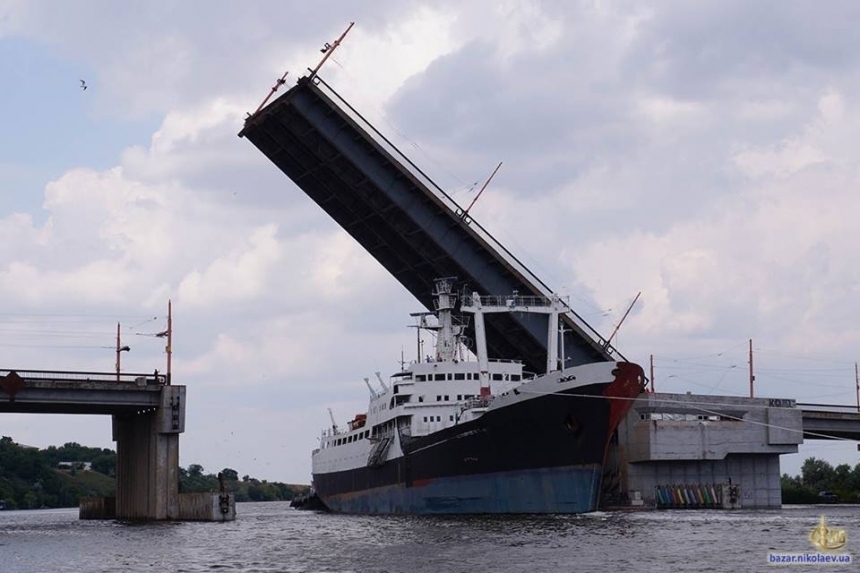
[
  {"xmin": 798, "ymin": 402, "xmax": 860, "ymax": 414},
  {"xmin": 0, "ymin": 369, "xmax": 166, "ymax": 384}
]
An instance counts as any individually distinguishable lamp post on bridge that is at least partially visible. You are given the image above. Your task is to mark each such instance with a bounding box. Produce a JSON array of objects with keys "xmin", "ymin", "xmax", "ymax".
[
  {"xmin": 116, "ymin": 322, "xmax": 130, "ymax": 382},
  {"xmin": 155, "ymin": 299, "xmax": 172, "ymax": 385}
]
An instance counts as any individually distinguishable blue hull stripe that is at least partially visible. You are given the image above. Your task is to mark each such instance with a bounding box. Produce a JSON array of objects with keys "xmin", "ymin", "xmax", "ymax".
[{"xmin": 322, "ymin": 464, "xmax": 602, "ymax": 514}]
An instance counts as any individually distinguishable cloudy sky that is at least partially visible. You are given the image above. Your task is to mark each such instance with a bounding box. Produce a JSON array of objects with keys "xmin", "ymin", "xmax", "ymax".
[{"xmin": 1, "ymin": 1, "xmax": 859, "ymax": 483}]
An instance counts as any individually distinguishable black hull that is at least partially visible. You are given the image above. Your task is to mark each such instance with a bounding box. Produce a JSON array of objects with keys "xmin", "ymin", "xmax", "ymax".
[{"xmin": 315, "ymin": 381, "xmax": 615, "ymax": 506}]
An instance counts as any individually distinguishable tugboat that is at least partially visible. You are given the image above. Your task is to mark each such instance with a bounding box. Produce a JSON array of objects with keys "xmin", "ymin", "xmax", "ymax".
[{"xmin": 311, "ymin": 278, "xmax": 645, "ymax": 514}]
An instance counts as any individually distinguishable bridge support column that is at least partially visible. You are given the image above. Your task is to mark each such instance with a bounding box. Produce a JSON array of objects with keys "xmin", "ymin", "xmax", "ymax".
[{"xmin": 112, "ymin": 385, "xmax": 185, "ymax": 520}]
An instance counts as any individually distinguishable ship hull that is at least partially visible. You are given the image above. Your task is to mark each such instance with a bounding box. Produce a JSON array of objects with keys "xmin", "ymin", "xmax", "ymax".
[
  {"xmin": 312, "ymin": 362, "xmax": 644, "ymax": 514},
  {"xmin": 321, "ymin": 464, "xmax": 601, "ymax": 514}
]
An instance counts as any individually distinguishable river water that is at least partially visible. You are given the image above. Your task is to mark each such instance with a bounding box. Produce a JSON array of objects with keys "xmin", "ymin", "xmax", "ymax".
[{"xmin": 0, "ymin": 503, "xmax": 856, "ymax": 572}]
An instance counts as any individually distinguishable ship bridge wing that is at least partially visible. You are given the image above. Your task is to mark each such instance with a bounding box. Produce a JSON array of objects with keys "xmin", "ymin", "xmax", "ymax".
[{"xmin": 239, "ymin": 75, "xmax": 621, "ymax": 373}]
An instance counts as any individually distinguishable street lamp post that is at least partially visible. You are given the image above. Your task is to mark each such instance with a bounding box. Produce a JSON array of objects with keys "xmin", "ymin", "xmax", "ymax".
[{"xmin": 116, "ymin": 322, "xmax": 130, "ymax": 381}]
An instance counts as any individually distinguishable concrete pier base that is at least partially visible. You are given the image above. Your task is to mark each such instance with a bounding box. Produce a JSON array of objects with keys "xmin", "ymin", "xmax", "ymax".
[
  {"xmin": 178, "ymin": 492, "xmax": 236, "ymax": 521},
  {"xmin": 615, "ymin": 392, "xmax": 802, "ymax": 509},
  {"xmin": 79, "ymin": 496, "xmax": 116, "ymax": 519},
  {"xmin": 80, "ymin": 492, "xmax": 236, "ymax": 522},
  {"xmin": 112, "ymin": 385, "xmax": 185, "ymax": 520}
]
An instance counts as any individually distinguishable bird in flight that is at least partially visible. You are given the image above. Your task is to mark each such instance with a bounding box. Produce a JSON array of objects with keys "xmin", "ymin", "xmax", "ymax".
[{"xmin": 79, "ymin": 79, "xmax": 87, "ymax": 91}]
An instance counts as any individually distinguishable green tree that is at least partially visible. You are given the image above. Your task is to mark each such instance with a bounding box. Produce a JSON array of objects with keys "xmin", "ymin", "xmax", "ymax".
[{"xmin": 801, "ymin": 458, "xmax": 834, "ymax": 492}]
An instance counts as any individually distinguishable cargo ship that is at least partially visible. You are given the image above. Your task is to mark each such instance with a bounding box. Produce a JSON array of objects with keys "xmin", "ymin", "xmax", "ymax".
[{"xmin": 311, "ymin": 277, "xmax": 645, "ymax": 514}]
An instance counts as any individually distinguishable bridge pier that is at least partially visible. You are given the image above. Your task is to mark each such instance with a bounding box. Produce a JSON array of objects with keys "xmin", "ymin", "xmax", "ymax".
[{"xmin": 112, "ymin": 385, "xmax": 184, "ymax": 520}]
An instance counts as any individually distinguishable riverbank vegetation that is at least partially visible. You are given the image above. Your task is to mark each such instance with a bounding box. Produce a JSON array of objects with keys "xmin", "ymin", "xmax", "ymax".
[
  {"xmin": 0, "ymin": 436, "xmax": 307, "ymax": 510},
  {"xmin": 781, "ymin": 457, "xmax": 860, "ymax": 504}
]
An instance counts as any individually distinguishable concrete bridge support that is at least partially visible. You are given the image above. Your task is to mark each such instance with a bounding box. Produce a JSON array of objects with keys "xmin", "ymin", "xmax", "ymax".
[{"xmin": 112, "ymin": 385, "xmax": 185, "ymax": 520}]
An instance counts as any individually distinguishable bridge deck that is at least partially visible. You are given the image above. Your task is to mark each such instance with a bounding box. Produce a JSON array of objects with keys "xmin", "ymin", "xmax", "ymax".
[
  {"xmin": 240, "ymin": 76, "xmax": 621, "ymax": 373},
  {"xmin": 800, "ymin": 404, "xmax": 860, "ymax": 441},
  {"xmin": 0, "ymin": 370, "xmax": 165, "ymax": 415}
]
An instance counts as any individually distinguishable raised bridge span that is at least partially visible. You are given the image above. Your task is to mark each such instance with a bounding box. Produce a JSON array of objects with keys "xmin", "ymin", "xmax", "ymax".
[{"xmin": 239, "ymin": 75, "xmax": 620, "ymax": 374}]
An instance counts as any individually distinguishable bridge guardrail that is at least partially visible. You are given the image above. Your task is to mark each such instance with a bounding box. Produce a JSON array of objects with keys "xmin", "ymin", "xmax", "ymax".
[{"xmin": 0, "ymin": 369, "xmax": 166, "ymax": 384}]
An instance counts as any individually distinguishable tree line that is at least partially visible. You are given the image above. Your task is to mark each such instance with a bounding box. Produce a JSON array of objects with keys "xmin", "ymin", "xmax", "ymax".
[
  {"xmin": 0, "ymin": 436, "xmax": 307, "ymax": 510},
  {"xmin": 782, "ymin": 457, "xmax": 860, "ymax": 503},
  {"xmin": 179, "ymin": 464, "xmax": 308, "ymax": 502}
]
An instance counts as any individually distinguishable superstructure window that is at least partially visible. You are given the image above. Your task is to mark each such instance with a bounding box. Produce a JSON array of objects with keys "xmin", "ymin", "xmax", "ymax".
[
  {"xmin": 437, "ymin": 395, "xmax": 442, "ymax": 401},
  {"xmin": 511, "ymin": 375, "xmax": 521, "ymax": 381},
  {"xmin": 492, "ymin": 374, "xmax": 503, "ymax": 381},
  {"xmin": 435, "ymin": 374, "xmax": 446, "ymax": 381},
  {"xmin": 454, "ymin": 373, "xmax": 465, "ymax": 380},
  {"xmin": 444, "ymin": 395, "xmax": 449, "ymax": 401},
  {"xmin": 416, "ymin": 375, "xmax": 426, "ymax": 381}
]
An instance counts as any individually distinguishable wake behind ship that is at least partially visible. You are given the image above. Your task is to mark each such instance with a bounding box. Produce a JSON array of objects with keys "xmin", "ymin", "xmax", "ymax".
[{"xmin": 312, "ymin": 278, "xmax": 645, "ymax": 514}]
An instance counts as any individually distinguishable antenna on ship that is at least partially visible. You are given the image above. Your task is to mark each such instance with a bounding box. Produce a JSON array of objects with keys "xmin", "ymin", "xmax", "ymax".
[
  {"xmin": 409, "ymin": 312, "xmax": 434, "ymax": 362},
  {"xmin": 327, "ymin": 407, "xmax": 340, "ymax": 434}
]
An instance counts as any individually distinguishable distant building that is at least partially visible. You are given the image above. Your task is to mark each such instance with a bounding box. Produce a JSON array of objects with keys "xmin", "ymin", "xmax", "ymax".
[{"xmin": 58, "ymin": 461, "xmax": 92, "ymax": 471}]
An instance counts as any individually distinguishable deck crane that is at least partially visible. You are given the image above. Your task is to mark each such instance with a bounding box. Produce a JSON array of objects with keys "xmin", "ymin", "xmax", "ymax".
[{"xmin": 327, "ymin": 407, "xmax": 340, "ymax": 434}]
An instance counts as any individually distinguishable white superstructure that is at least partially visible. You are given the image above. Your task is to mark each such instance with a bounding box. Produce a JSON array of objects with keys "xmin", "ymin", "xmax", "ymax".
[{"xmin": 312, "ymin": 278, "xmax": 612, "ymax": 476}]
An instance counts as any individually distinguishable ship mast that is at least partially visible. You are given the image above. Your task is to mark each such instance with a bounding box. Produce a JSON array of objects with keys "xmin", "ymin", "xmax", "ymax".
[
  {"xmin": 462, "ymin": 289, "xmax": 566, "ymax": 377},
  {"xmin": 433, "ymin": 278, "xmax": 458, "ymax": 362}
]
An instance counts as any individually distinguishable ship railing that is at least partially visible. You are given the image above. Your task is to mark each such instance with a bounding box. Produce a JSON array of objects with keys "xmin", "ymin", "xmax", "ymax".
[
  {"xmin": 487, "ymin": 358, "xmax": 523, "ymax": 365},
  {"xmin": 461, "ymin": 294, "xmax": 556, "ymax": 309},
  {"xmin": 462, "ymin": 397, "xmax": 492, "ymax": 411}
]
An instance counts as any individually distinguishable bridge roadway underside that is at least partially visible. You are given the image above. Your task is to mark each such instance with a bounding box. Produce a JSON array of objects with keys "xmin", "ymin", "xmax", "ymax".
[
  {"xmin": 0, "ymin": 378, "xmax": 162, "ymax": 414},
  {"xmin": 0, "ymin": 373, "xmax": 186, "ymax": 520},
  {"xmin": 239, "ymin": 77, "xmax": 614, "ymax": 373},
  {"xmin": 801, "ymin": 408, "xmax": 860, "ymax": 441}
]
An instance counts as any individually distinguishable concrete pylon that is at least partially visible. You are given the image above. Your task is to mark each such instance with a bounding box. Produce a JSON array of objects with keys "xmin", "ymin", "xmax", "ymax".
[{"xmin": 112, "ymin": 385, "xmax": 185, "ymax": 520}]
